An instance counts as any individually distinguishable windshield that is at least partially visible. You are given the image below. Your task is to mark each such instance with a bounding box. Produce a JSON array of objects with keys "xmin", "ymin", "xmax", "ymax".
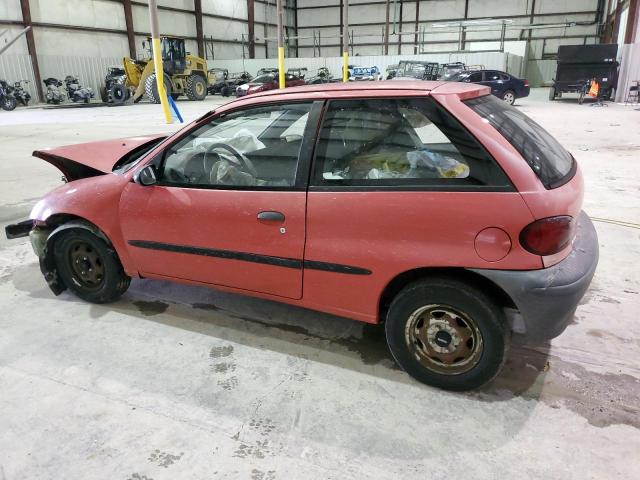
[
  {"xmin": 465, "ymin": 94, "xmax": 575, "ymax": 188},
  {"xmin": 252, "ymin": 74, "xmax": 274, "ymax": 84},
  {"xmin": 112, "ymin": 137, "xmax": 165, "ymax": 173},
  {"xmin": 398, "ymin": 63, "xmax": 427, "ymax": 77}
]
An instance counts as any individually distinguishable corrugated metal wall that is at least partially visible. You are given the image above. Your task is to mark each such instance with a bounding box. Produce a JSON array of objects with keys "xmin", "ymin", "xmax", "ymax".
[
  {"xmin": 0, "ymin": 55, "xmax": 38, "ymax": 99},
  {"xmin": 0, "ymin": 54, "xmax": 123, "ymax": 101},
  {"xmin": 526, "ymin": 60, "xmax": 557, "ymax": 87},
  {"xmin": 37, "ymin": 55, "xmax": 124, "ymax": 95},
  {"xmin": 616, "ymin": 43, "xmax": 640, "ymax": 103},
  {"xmin": 208, "ymin": 51, "xmax": 522, "ymax": 79}
]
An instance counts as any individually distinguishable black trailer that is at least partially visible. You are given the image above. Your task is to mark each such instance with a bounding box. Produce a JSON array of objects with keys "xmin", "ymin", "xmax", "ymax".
[{"xmin": 549, "ymin": 44, "xmax": 618, "ymax": 104}]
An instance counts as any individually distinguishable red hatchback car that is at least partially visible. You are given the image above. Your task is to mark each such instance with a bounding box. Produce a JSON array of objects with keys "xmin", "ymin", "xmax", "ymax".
[
  {"xmin": 6, "ymin": 81, "xmax": 598, "ymax": 391},
  {"xmin": 235, "ymin": 73, "xmax": 306, "ymax": 97}
]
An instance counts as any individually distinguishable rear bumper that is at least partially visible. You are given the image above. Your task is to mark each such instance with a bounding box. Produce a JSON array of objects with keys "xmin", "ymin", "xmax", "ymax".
[{"xmin": 471, "ymin": 211, "xmax": 598, "ymax": 343}]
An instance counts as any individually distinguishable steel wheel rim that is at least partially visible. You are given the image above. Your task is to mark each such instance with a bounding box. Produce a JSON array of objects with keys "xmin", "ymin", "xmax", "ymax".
[
  {"xmin": 503, "ymin": 92, "xmax": 514, "ymax": 104},
  {"xmin": 196, "ymin": 82, "xmax": 205, "ymax": 95},
  {"xmin": 405, "ymin": 304, "xmax": 483, "ymax": 375},
  {"xmin": 67, "ymin": 240, "xmax": 105, "ymax": 290}
]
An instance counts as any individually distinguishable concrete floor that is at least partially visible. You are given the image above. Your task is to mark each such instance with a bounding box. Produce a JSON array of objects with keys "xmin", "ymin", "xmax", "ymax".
[{"xmin": 0, "ymin": 89, "xmax": 639, "ymax": 479}]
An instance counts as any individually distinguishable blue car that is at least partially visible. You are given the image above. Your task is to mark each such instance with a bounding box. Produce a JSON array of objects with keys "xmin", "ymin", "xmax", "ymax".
[{"xmin": 450, "ymin": 70, "xmax": 530, "ymax": 105}]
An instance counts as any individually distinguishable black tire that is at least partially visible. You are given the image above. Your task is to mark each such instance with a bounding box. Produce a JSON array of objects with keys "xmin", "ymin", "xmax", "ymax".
[
  {"xmin": 186, "ymin": 74, "xmax": 207, "ymax": 101},
  {"xmin": 145, "ymin": 73, "xmax": 171, "ymax": 104},
  {"xmin": 548, "ymin": 86, "xmax": 556, "ymax": 101},
  {"xmin": 220, "ymin": 86, "xmax": 230, "ymax": 97},
  {"xmin": 578, "ymin": 90, "xmax": 585, "ymax": 105},
  {"xmin": 84, "ymin": 97, "xmax": 89, "ymax": 104},
  {"xmin": 385, "ymin": 277, "xmax": 508, "ymax": 391},
  {"xmin": 1, "ymin": 95, "xmax": 17, "ymax": 111},
  {"xmin": 502, "ymin": 89, "xmax": 516, "ymax": 105},
  {"xmin": 100, "ymin": 86, "xmax": 109, "ymax": 103},
  {"xmin": 171, "ymin": 92, "xmax": 181, "ymax": 100},
  {"xmin": 53, "ymin": 229, "xmax": 130, "ymax": 304},
  {"xmin": 109, "ymin": 84, "xmax": 127, "ymax": 105}
]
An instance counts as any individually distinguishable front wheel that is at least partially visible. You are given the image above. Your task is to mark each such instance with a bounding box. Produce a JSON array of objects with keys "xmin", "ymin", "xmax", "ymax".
[
  {"xmin": 1, "ymin": 95, "xmax": 17, "ymax": 111},
  {"xmin": 53, "ymin": 229, "xmax": 131, "ymax": 303},
  {"xmin": 186, "ymin": 74, "xmax": 207, "ymax": 101},
  {"xmin": 502, "ymin": 90, "xmax": 516, "ymax": 105},
  {"xmin": 385, "ymin": 278, "xmax": 508, "ymax": 391}
]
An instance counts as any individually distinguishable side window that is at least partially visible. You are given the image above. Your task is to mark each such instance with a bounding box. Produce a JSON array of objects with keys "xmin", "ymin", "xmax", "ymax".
[
  {"xmin": 160, "ymin": 103, "xmax": 312, "ymax": 188},
  {"xmin": 468, "ymin": 72, "xmax": 483, "ymax": 82},
  {"xmin": 500, "ymin": 73, "xmax": 510, "ymax": 81},
  {"xmin": 486, "ymin": 71, "xmax": 502, "ymax": 81},
  {"xmin": 312, "ymin": 98, "xmax": 511, "ymax": 189}
]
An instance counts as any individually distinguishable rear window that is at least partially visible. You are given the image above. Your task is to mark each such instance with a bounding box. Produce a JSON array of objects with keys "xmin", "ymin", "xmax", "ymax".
[{"xmin": 465, "ymin": 95, "xmax": 575, "ymax": 188}]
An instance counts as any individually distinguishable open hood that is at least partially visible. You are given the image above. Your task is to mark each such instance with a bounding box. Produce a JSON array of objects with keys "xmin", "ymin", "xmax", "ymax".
[{"xmin": 33, "ymin": 135, "xmax": 166, "ymax": 181}]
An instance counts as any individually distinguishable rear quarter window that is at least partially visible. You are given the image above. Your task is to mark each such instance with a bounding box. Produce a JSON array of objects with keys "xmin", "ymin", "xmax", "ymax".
[{"xmin": 464, "ymin": 95, "xmax": 575, "ymax": 188}]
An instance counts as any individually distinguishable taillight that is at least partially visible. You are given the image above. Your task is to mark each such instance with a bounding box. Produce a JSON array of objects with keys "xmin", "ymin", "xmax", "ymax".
[
  {"xmin": 524, "ymin": 79, "xmax": 529, "ymax": 87},
  {"xmin": 519, "ymin": 216, "xmax": 575, "ymax": 256}
]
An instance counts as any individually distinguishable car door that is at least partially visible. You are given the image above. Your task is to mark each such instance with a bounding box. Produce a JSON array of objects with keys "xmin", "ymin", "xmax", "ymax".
[
  {"xmin": 481, "ymin": 71, "xmax": 505, "ymax": 96},
  {"xmin": 119, "ymin": 101, "xmax": 322, "ymax": 299}
]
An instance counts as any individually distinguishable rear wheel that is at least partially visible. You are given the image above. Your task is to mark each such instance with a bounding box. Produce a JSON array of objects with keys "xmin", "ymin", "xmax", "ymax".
[
  {"xmin": 53, "ymin": 229, "xmax": 130, "ymax": 304},
  {"xmin": 100, "ymin": 86, "xmax": 109, "ymax": 103},
  {"xmin": 502, "ymin": 90, "xmax": 516, "ymax": 105},
  {"xmin": 578, "ymin": 89, "xmax": 585, "ymax": 105},
  {"xmin": 186, "ymin": 74, "xmax": 207, "ymax": 101},
  {"xmin": 145, "ymin": 73, "xmax": 171, "ymax": 104},
  {"xmin": 221, "ymin": 86, "xmax": 231, "ymax": 97},
  {"xmin": 385, "ymin": 278, "xmax": 508, "ymax": 391}
]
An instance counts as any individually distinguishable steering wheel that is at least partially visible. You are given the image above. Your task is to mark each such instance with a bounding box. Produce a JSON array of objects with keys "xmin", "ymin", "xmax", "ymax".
[{"xmin": 204, "ymin": 142, "xmax": 257, "ymax": 177}]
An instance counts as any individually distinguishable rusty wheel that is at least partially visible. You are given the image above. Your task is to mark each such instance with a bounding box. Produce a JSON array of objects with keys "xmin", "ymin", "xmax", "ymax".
[
  {"xmin": 385, "ymin": 277, "xmax": 507, "ymax": 390},
  {"xmin": 405, "ymin": 305, "xmax": 483, "ymax": 375},
  {"xmin": 67, "ymin": 239, "xmax": 105, "ymax": 289}
]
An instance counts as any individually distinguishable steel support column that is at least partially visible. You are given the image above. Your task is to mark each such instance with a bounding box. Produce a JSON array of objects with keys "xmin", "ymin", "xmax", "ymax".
[
  {"xmin": 122, "ymin": 0, "xmax": 136, "ymax": 58},
  {"xmin": 397, "ymin": 0, "xmax": 403, "ymax": 54},
  {"xmin": 625, "ymin": 0, "xmax": 639, "ymax": 43},
  {"xmin": 194, "ymin": 0, "xmax": 204, "ymax": 58},
  {"xmin": 247, "ymin": 0, "xmax": 256, "ymax": 58},
  {"xmin": 19, "ymin": 0, "xmax": 43, "ymax": 102},
  {"xmin": 413, "ymin": 0, "xmax": 420, "ymax": 54},
  {"xmin": 384, "ymin": 0, "xmax": 390, "ymax": 55}
]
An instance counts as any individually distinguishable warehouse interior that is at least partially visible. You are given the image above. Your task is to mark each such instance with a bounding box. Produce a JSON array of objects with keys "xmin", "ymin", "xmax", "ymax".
[{"xmin": 1, "ymin": 1, "xmax": 639, "ymax": 479}]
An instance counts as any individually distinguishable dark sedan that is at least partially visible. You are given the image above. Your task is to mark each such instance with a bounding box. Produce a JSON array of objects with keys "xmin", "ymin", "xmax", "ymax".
[{"xmin": 449, "ymin": 70, "xmax": 530, "ymax": 105}]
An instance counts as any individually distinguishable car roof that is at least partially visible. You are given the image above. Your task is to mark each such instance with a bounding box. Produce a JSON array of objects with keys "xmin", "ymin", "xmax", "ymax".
[{"xmin": 214, "ymin": 80, "xmax": 490, "ymax": 114}]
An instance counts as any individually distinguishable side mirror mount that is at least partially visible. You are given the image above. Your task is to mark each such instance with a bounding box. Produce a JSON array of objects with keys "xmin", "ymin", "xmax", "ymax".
[{"xmin": 134, "ymin": 165, "xmax": 157, "ymax": 186}]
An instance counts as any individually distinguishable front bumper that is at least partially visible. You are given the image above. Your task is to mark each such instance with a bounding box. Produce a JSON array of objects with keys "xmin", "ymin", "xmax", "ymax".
[
  {"xmin": 471, "ymin": 211, "xmax": 599, "ymax": 343},
  {"xmin": 5, "ymin": 219, "xmax": 34, "ymax": 239}
]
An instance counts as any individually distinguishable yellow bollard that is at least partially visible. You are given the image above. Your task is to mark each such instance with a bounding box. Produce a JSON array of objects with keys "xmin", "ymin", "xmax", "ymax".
[
  {"xmin": 278, "ymin": 46, "xmax": 285, "ymax": 89},
  {"xmin": 152, "ymin": 38, "xmax": 173, "ymax": 124},
  {"xmin": 343, "ymin": 51, "xmax": 349, "ymax": 82}
]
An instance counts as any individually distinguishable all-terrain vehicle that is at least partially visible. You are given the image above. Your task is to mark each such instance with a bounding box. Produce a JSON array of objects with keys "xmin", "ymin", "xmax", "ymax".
[
  {"xmin": 0, "ymin": 80, "xmax": 17, "ymax": 111},
  {"xmin": 64, "ymin": 75, "xmax": 94, "ymax": 103},
  {"xmin": 43, "ymin": 78, "xmax": 66, "ymax": 104},
  {"xmin": 306, "ymin": 67, "xmax": 334, "ymax": 85},
  {"xmin": 100, "ymin": 67, "xmax": 130, "ymax": 105},
  {"xmin": 219, "ymin": 71, "xmax": 252, "ymax": 97},
  {"xmin": 207, "ymin": 68, "xmax": 228, "ymax": 95},
  {"xmin": 123, "ymin": 36, "xmax": 213, "ymax": 103},
  {"xmin": 392, "ymin": 60, "xmax": 440, "ymax": 81}
]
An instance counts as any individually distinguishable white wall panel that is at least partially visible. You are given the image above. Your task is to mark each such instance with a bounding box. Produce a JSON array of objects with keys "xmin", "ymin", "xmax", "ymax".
[
  {"xmin": 30, "ymin": 0, "xmax": 126, "ymax": 30},
  {"xmin": 34, "ymin": 28, "xmax": 129, "ymax": 57},
  {"xmin": 0, "ymin": 0, "xmax": 23, "ymax": 21}
]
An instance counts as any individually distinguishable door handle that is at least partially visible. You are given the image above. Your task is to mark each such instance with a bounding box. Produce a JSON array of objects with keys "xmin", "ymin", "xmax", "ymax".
[{"xmin": 257, "ymin": 211, "xmax": 285, "ymax": 222}]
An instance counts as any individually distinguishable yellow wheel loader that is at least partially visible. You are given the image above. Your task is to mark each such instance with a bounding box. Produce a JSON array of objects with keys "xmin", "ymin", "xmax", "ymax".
[{"xmin": 123, "ymin": 36, "xmax": 213, "ymax": 103}]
